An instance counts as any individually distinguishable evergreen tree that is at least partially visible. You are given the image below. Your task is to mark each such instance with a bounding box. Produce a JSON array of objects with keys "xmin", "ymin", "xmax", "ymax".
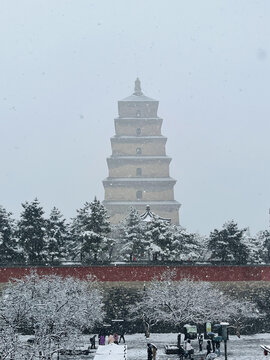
[
  {"xmin": 208, "ymin": 221, "xmax": 249, "ymax": 264},
  {"xmin": 69, "ymin": 202, "xmax": 91, "ymax": 261},
  {"xmin": 170, "ymin": 226, "xmax": 203, "ymax": 262},
  {"xmin": 145, "ymin": 216, "xmax": 173, "ymax": 261},
  {"xmin": 87, "ymin": 197, "xmax": 112, "ymax": 261},
  {"xmin": 120, "ymin": 207, "xmax": 146, "ymax": 261},
  {"xmin": 45, "ymin": 207, "xmax": 68, "ymax": 264},
  {"xmin": 258, "ymin": 230, "xmax": 270, "ymax": 263},
  {"xmin": 69, "ymin": 198, "xmax": 111, "ymax": 263},
  {"xmin": 18, "ymin": 199, "xmax": 47, "ymax": 264},
  {"xmin": 245, "ymin": 234, "xmax": 264, "ymax": 264},
  {"xmin": 0, "ymin": 206, "xmax": 23, "ymax": 264}
]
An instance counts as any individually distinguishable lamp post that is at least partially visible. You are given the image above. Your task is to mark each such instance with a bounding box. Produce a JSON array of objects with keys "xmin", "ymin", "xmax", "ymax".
[{"xmin": 220, "ymin": 322, "xmax": 229, "ymax": 360}]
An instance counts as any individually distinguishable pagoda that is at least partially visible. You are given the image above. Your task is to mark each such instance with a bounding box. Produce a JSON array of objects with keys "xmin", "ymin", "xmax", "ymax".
[{"xmin": 103, "ymin": 79, "xmax": 180, "ymax": 224}]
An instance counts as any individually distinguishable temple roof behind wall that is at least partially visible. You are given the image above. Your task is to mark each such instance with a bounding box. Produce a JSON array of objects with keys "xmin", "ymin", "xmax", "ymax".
[{"xmin": 140, "ymin": 205, "xmax": 171, "ymax": 223}]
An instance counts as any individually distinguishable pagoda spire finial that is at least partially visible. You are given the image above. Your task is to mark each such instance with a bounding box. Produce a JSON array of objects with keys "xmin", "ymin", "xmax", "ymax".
[{"xmin": 133, "ymin": 77, "xmax": 143, "ymax": 96}]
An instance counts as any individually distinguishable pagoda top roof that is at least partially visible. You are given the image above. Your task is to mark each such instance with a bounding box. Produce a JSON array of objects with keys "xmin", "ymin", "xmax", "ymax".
[{"xmin": 120, "ymin": 78, "xmax": 157, "ymax": 102}]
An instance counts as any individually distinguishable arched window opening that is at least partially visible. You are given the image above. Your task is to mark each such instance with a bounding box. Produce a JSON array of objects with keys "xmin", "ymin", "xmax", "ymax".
[{"xmin": 136, "ymin": 168, "xmax": 142, "ymax": 176}]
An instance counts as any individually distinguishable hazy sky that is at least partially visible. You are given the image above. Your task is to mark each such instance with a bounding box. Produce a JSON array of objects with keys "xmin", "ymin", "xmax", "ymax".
[{"xmin": 1, "ymin": 0, "xmax": 270, "ymax": 235}]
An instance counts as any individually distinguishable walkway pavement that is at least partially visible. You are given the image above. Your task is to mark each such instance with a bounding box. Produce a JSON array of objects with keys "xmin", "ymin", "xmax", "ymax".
[{"xmin": 94, "ymin": 343, "xmax": 127, "ymax": 360}]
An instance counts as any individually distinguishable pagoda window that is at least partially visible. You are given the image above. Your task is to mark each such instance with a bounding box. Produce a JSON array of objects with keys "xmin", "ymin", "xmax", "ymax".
[
  {"xmin": 136, "ymin": 128, "xmax": 141, "ymax": 136},
  {"xmin": 136, "ymin": 168, "xmax": 142, "ymax": 176},
  {"xmin": 136, "ymin": 190, "xmax": 143, "ymax": 199},
  {"xmin": 136, "ymin": 147, "xmax": 142, "ymax": 155},
  {"xmin": 136, "ymin": 110, "xmax": 141, "ymax": 117}
]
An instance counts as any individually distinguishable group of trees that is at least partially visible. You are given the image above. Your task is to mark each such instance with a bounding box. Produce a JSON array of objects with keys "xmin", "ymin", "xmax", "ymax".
[
  {"xmin": 1, "ymin": 198, "xmax": 270, "ymax": 265},
  {"xmin": 116, "ymin": 209, "xmax": 270, "ymax": 265},
  {"xmin": 118, "ymin": 207, "xmax": 203, "ymax": 262},
  {"xmin": 128, "ymin": 271, "xmax": 260, "ymax": 334},
  {"xmin": 208, "ymin": 221, "xmax": 270, "ymax": 265},
  {"xmin": 0, "ymin": 198, "xmax": 111, "ymax": 265},
  {"xmin": 0, "ymin": 272, "xmax": 104, "ymax": 359},
  {"xmin": 0, "ymin": 270, "xmax": 260, "ymax": 358}
]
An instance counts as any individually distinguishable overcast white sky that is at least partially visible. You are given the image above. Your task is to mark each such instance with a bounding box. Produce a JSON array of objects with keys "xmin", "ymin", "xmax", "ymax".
[{"xmin": 0, "ymin": 0, "xmax": 270, "ymax": 235}]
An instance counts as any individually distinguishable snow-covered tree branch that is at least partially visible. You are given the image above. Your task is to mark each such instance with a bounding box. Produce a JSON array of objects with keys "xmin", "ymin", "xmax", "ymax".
[
  {"xmin": 0, "ymin": 271, "xmax": 104, "ymax": 359},
  {"xmin": 129, "ymin": 271, "xmax": 259, "ymax": 332},
  {"xmin": 69, "ymin": 198, "xmax": 112, "ymax": 263}
]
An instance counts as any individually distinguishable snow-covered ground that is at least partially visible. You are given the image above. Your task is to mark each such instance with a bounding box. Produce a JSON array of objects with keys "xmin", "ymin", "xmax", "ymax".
[
  {"xmin": 93, "ymin": 343, "xmax": 127, "ymax": 359},
  {"xmin": 20, "ymin": 333, "xmax": 270, "ymax": 359},
  {"xmin": 54, "ymin": 333, "xmax": 270, "ymax": 360}
]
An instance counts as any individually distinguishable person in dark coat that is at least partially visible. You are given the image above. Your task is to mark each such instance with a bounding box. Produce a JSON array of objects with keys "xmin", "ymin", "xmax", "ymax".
[
  {"xmin": 206, "ymin": 340, "xmax": 212, "ymax": 355},
  {"xmin": 198, "ymin": 334, "xmax": 203, "ymax": 352},
  {"xmin": 90, "ymin": 335, "xmax": 96, "ymax": 349},
  {"xmin": 147, "ymin": 343, "xmax": 153, "ymax": 360},
  {"xmin": 215, "ymin": 339, "xmax": 221, "ymax": 357},
  {"xmin": 211, "ymin": 338, "xmax": 216, "ymax": 353},
  {"xmin": 151, "ymin": 344, "xmax": 157, "ymax": 360},
  {"xmin": 119, "ymin": 328, "xmax": 126, "ymax": 343}
]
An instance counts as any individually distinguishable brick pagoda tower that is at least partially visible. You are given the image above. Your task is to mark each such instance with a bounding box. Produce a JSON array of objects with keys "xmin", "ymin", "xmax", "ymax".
[{"xmin": 103, "ymin": 79, "xmax": 180, "ymax": 224}]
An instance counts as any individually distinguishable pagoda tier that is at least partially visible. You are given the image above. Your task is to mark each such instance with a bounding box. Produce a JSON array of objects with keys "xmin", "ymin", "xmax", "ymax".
[
  {"xmin": 103, "ymin": 79, "xmax": 180, "ymax": 224},
  {"xmin": 111, "ymin": 135, "xmax": 167, "ymax": 156},
  {"xmin": 107, "ymin": 156, "xmax": 171, "ymax": 178},
  {"xmin": 103, "ymin": 177, "xmax": 176, "ymax": 201}
]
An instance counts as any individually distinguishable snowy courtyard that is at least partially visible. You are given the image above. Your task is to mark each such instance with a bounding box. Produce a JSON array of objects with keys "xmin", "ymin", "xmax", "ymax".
[{"xmin": 49, "ymin": 333, "xmax": 270, "ymax": 360}]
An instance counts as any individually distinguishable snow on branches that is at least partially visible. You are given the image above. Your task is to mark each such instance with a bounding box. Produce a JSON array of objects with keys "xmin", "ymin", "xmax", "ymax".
[
  {"xmin": 2, "ymin": 197, "xmax": 270, "ymax": 265},
  {"xmin": 0, "ymin": 271, "xmax": 104, "ymax": 359},
  {"xmin": 129, "ymin": 271, "xmax": 259, "ymax": 332},
  {"xmin": 118, "ymin": 207, "xmax": 147, "ymax": 261},
  {"xmin": 69, "ymin": 198, "xmax": 112, "ymax": 263}
]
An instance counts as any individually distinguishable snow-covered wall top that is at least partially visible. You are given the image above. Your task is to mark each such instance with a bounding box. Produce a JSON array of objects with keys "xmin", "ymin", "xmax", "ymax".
[{"xmin": 0, "ymin": 265, "xmax": 270, "ymax": 283}]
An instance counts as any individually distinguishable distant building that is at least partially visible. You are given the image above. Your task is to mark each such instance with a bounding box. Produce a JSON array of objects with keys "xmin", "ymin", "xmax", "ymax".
[{"xmin": 103, "ymin": 79, "xmax": 180, "ymax": 224}]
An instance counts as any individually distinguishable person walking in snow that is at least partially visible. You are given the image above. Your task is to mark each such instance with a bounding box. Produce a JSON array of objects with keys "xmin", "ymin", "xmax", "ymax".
[
  {"xmin": 198, "ymin": 334, "xmax": 203, "ymax": 352},
  {"xmin": 151, "ymin": 344, "xmax": 157, "ymax": 360},
  {"xmin": 215, "ymin": 339, "xmax": 221, "ymax": 357},
  {"xmin": 211, "ymin": 337, "xmax": 216, "ymax": 353},
  {"xmin": 206, "ymin": 340, "xmax": 212, "ymax": 356},
  {"xmin": 90, "ymin": 335, "xmax": 96, "ymax": 349},
  {"xmin": 185, "ymin": 339, "xmax": 194, "ymax": 359},
  {"xmin": 147, "ymin": 343, "xmax": 153, "ymax": 360},
  {"xmin": 113, "ymin": 333, "xmax": 119, "ymax": 344},
  {"xmin": 108, "ymin": 334, "xmax": 114, "ymax": 344},
  {"xmin": 99, "ymin": 334, "xmax": 105, "ymax": 345},
  {"xmin": 119, "ymin": 328, "xmax": 126, "ymax": 343}
]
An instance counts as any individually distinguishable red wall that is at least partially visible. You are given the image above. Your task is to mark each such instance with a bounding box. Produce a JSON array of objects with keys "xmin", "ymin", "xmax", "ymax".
[{"xmin": 0, "ymin": 265, "xmax": 270, "ymax": 283}]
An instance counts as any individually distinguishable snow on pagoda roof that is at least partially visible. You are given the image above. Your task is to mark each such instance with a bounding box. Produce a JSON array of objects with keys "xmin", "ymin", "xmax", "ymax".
[
  {"xmin": 103, "ymin": 200, "xmax": 180, "ymax": 206},
  {"xmin": 108, "ymin": 155, "xmax": 171, "ymax": 160},
  {"xmin": 140, "ymin": 205, "xmax": 171, "ymax": 223},
  {"xmin": 111, "ymin": 135, "xmax": 166, "ymax": 140},
  {"xmin": 103, "ymin": 177, "xmax": 176, "ymax": 182},
  {"xmin": 121, "ymin": 94, "xmax": 157, "ymax": 102},
  {"xmin": 120, "ymin": 78, "xmax": 157, "ymax": 102}
]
